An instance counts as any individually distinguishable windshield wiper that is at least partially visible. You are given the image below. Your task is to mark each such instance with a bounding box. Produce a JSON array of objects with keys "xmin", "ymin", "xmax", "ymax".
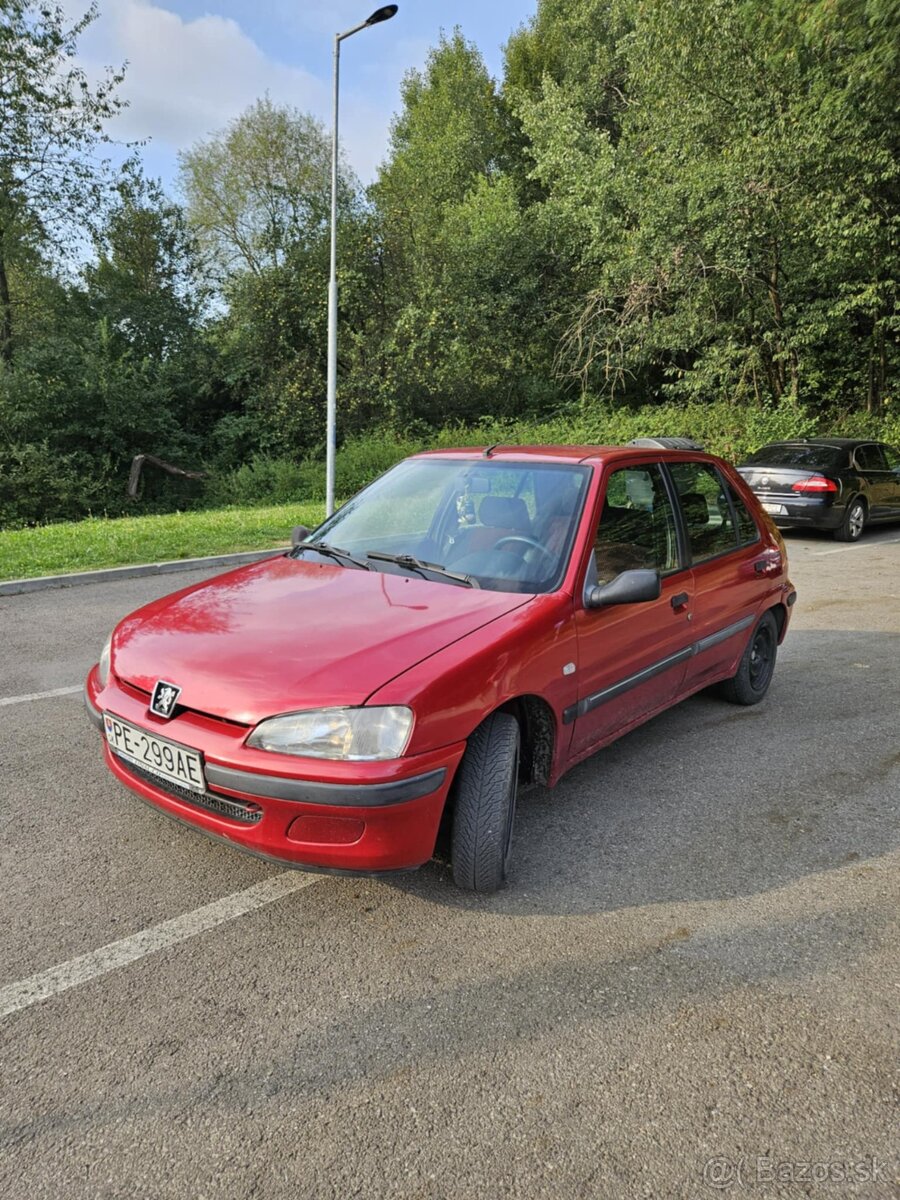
[
  {"xmin": 295, "ymin": 541, "xmax": 371, "ymax": 570},
  {"xmin": 366, "ymin": 551, "xmax": 478, "ymax": 588}
]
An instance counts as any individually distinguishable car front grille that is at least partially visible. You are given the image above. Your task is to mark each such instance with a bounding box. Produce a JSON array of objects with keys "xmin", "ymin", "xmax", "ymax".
[
  {"xmin": 115, "ymin": 678, "xmax": 250, "ymax": 730},
  {"xmin": 115, "ymin": 755, "xmax": 263, "ymax": 825}
]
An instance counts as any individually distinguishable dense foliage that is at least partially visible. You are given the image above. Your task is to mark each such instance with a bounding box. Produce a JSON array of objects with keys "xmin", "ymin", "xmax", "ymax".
[{"xmin": 0, "ymin": 0, "xmax": 897, "ymax": 527}]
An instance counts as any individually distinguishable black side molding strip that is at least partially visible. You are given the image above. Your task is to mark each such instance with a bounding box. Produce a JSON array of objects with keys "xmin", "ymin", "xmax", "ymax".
[
  {"xmin": 563, "ymin": 646, "xmax": 694, "ymax": 724},
  {"xmin": 563, "ymin": 614, "xmax": 756, "ymax": 725},
  {"xmin": 693, "ymin": 615, "xmax": 755, "ymax": 655},
  {"xmin": 205, "ymin": 763, "xmax": 447, "ymax": 808},
  {"xmin": 84, "ymin": 685, "xmax": 104, "ymax": 731}
]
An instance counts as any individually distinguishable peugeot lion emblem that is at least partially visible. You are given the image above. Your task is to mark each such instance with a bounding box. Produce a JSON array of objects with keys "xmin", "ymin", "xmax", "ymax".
[{"xmin": 150, "ymin": 680, "xmax": 181, "ymax": 719}]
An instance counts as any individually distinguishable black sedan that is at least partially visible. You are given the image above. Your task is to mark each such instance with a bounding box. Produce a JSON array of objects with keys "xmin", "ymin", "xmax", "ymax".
[{"xmin": 737, "ymin": 438, "xmax": 900, "ymax": 541}]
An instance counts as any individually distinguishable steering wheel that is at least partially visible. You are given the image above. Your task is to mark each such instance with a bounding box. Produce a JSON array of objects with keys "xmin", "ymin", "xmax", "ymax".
[{"xmin": 493, "ymin": 536, "xmax": 557, "ymax": 569}]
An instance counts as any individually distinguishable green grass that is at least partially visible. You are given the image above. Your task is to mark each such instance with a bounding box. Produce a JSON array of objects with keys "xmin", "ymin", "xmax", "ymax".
[{"xmin": 0, "ymin": 502, "xmax": 326, "ymax": 581}]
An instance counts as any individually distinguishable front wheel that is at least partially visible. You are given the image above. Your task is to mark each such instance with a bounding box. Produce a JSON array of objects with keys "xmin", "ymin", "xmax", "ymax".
[
  {"xmin": 717, "ymin": 611, "xmax": 779, "ymax": 706},
  {"xmin": 834, "ymin": 497, "xmax": 866, "ymax": 542},
  {"xmin": 451, "ymin": 712, "xmax": 520, "ymax": 893}
]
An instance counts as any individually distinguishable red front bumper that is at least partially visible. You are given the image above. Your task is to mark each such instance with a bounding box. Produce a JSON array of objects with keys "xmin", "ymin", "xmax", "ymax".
[{"xmin": 85, "ymin": 668, "xmax": 464, "ymax": 873}]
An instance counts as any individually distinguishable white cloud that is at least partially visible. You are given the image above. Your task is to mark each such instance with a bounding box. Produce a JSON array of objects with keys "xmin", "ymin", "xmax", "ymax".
[
  {"xmin": 70, "ymin": 0, "xmax": 403, "ymax": 183},
  {"xmin": 109, "ymin": 2, "xmax": 327, "ymax": 145}
]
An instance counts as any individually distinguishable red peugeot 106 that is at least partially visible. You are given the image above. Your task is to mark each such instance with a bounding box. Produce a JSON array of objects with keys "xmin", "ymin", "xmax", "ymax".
[{"xmin": 85, "ymin": 445, "xmax": 795, "ymax": 891}]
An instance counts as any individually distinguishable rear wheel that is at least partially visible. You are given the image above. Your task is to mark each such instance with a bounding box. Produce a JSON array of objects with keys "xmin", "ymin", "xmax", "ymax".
[
  {"xmin": 834, "ymin": 497, "xmax": 866, "ymax": 542},
  {"xmin": 717, "ymin": 611, "xmax": 778, "ymax": 706},
  {"xmin": 451, "ymin": 712, "xmax": 520, "ymax": 893}
]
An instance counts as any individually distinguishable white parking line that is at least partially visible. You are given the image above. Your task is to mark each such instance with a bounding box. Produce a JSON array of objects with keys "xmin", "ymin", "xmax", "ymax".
[
  {"xmin": 0, "ymin": 872, "xmax": 317, "ymax": 1018},
  {"xmin": 811, "ymin": 536, "xmax": 900, "ymax": 557},
  {"xmin": 0, "ymin": 684, "xmax": 82, "ymax": 706}
]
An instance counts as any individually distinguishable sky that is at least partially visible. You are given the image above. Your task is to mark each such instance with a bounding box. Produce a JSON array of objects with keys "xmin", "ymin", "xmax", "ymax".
[{"xmin": 68, "ymin": 0, "xmax": 539, "ymax": 195}]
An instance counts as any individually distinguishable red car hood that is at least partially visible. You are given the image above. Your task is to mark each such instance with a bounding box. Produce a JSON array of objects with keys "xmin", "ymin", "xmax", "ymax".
[{"xmin": 111, "ymin": 555, "xmax": 533, "ymax": 725}]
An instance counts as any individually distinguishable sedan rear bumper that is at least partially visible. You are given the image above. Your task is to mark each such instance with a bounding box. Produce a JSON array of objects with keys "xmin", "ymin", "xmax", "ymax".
[
  {"xmin": 86, "ymin": 669, "xmax": 464, "ymax": 873},
  {"xmin": 758, "ymin": 495, "xmax": 843, "ymax": 530}
]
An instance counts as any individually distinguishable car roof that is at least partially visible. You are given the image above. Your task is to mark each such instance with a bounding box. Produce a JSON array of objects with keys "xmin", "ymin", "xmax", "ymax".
[
  {"xmin": 413, "ymin": 444, "xmax": 722, "ymax": 466},
  {"xmin": 754, "ymin": 438, "xmax": 878, "ymax": 449}
]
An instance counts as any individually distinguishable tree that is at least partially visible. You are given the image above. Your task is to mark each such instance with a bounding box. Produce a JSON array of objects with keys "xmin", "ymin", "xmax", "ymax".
[
  {"xmin": 80, "ymin": 175, "xmax": 218, "ymax": 464},
  {"xmin": 84, "ymin": 174, "xmax": 207, "ymax": 361},
  {"xmin": 179, "ymin": 100, "xmax": 374, "ymax": 456},
  {"xmin": 373, "ymin": 30, "xmax": 508, "ymax": 285},
  {"xmin": 179, "ymin": 98, "xmax": 350, "ymax": 279},
  {"xmin": 368, "ymin": 31, "xmax": 569, "ymax": 428},
  {"xmin": 0, "ymin": 1, "xmax": 126, "ymax": 362},
  {"xmin": 503, "ymin": 0, "xmax": 632, "ymax": 141},
  {"xmin": 0, "ymin": 174, "xmax": 218, "ymax": 526},
  {"xmin": 517, "ymin": 0, "xmax": 899, "ymax": 411}
]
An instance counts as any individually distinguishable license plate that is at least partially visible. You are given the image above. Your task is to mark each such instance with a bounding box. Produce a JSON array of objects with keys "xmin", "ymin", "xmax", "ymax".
[
  {"xmin": 104, "ymin": 712, "xmax": 206, "ymax": 794},
  {"xmin": 762, "ymin": 502, "xmax": 787, "ymax": 515}
]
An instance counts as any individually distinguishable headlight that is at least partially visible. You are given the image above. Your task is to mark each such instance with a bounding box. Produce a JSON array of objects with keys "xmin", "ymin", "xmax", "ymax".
[
  {"xmin": 246, "ymin": 707, "xmax": 413, "ymax": 761},
  {"xmin": 98, "ymin": 636, "xmax": 112, "ymax": 688}
]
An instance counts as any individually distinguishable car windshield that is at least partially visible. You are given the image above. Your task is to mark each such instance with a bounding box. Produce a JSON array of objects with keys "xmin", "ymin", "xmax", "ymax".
[
  {"xmin": 295, "ymin": 457, "xmax": 591, "ymax": 594},
  {"xmin": 744, "ymin": 444, "xmax": 846, "ymax": 470}
]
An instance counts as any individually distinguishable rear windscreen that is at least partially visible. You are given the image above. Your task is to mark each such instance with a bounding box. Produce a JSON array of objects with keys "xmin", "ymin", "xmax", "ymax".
[{"xmin": 744, "ymin": 444, "xmax": 846, "ymax": 470}]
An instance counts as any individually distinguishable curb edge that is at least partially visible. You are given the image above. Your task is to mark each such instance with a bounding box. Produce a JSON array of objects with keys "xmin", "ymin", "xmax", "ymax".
[{"xmin": 0, "ymin": 548, "xmax": 287, "ymax": 597}]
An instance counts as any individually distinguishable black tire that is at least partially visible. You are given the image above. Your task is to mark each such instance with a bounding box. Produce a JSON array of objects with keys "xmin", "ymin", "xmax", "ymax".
[
  {"xmin": 451, "ymin": 712, "xmax": 520, "ymax": 893},
  {"xmin": 717, "ymin": 611, "xmax": 779, "ymax": 706},
  {"xmin": 834, "ymin": 496, "xmax": 866, "ymax": 542}
]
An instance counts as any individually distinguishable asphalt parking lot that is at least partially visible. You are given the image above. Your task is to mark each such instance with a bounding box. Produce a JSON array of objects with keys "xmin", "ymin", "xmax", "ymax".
[{"xmin": 1, "ymin": 529, "xmax": 898, "ymax": 1199}]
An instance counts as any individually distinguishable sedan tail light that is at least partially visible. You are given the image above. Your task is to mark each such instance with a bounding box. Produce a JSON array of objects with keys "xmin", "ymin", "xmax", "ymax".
[{"xmin": 791, "ymin": 475, "xmax": 838, "ymax": 494}]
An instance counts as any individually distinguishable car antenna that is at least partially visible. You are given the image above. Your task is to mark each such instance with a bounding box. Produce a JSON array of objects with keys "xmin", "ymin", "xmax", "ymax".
[{"xmin": 482, "ymin": 443, "xmax": 500, "ymax": 458}]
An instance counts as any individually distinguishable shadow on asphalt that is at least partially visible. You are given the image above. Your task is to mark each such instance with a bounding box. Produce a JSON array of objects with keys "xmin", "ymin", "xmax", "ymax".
[{"xmin": 389, "ymin": 628, "xmax": 900, "ymax": 916}]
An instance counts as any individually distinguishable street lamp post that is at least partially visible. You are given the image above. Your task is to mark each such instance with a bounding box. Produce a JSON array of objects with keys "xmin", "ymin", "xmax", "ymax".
[{"xmin": 326, "ymin": 4, "xmax": 398, "ymax": 517}]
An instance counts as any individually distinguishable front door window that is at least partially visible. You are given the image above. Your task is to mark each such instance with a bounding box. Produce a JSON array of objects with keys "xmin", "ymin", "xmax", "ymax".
[{"xmin": 593, "ymin": 464, "xmax": 680, "ymax": 582}]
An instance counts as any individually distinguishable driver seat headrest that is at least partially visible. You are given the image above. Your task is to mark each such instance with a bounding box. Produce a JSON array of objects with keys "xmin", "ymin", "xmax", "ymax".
[{"xmin": 479, "ymin": 496, "xmax": 531, "ymax": 533}]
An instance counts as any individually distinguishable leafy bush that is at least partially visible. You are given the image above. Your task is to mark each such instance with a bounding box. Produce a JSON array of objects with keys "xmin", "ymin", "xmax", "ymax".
[
  {"xmin": 0, "ymin": 443, "xmax": 112, "ymax": 529},
  {"xmin": 334, "ymin": 432, "xmax": 425, "ymax": 496},
  {"xmin": 828, "ymin": 407, "xmax": 900, "ymax": 447},
  {"xmin": 203, "ymin": 400, "xmax": 899, "ymax": 510},
  {"xmin": 204, "ymin": 454, "xmax": 318, "ymax": 506},
  {"xmin": 205, "ymin": 432, "xmax": 425, "ymax": 506}
]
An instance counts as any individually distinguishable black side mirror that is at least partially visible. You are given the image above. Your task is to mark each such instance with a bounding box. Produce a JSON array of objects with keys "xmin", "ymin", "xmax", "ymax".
[
  {"xmin": 290, "ymin": 525, "xmax": 311, "ymax": 547},
  {"xmin": 585, "ymin": 569, "xmax": 661, "ymax": 609}
]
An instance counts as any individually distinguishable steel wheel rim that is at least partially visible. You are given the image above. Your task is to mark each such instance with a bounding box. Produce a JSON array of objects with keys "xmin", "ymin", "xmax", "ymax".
[
  {"xmin": 749, "ymin": 624, "xmax": 775, "ymax": 691},
  {"xmin": 849, "ymin": 503, "xmax": 864, "ymax": 538}
]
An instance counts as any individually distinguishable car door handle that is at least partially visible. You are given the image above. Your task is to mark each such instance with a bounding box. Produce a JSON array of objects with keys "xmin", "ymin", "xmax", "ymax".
[{"xmin": 671, "ymin": 592, "xmax": 690, "ymax": 610}]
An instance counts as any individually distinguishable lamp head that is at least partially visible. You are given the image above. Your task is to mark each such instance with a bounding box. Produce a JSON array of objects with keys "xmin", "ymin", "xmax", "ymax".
[{"xmin": 366, "ymin": 4, "xmax": 398, "ymax": 24}]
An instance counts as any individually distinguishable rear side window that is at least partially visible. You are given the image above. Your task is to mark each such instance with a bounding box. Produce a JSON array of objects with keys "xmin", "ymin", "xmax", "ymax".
[
  {"xmin": 727, "ymin": 485, "xmax": 761, "ymax": 545},
  {"xmin": 855, "ymin": 444, "xmax": 888, "ymax": 471},
  {"xmin": 885, "ymin": 445, "xmax": 900, "ymax": 471},
  {"xmin": 668, "ymin": 462, "xmax": 739, "ymax": 562}
]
